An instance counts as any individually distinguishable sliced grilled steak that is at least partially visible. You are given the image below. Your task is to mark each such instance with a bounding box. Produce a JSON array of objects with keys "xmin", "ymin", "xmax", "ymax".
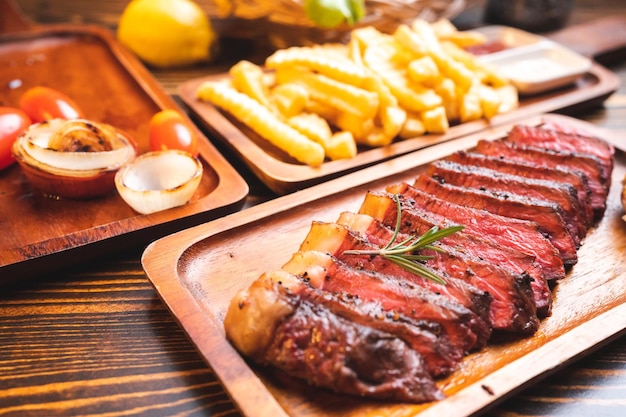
[
  {"xmin": 446, "ymin": 151, "xmax": 594, "ymax": 228},
  {"xmin": 414, "ymin": 172, "xmax": 579, "ymax": 266},
  {"xmin": 338, "ymin": 211, "xmax": 553, "ymax": 317},
  {"xmin": 224, "ymin": 274, "xmax": 444, "ymax": 402},
  {"xmin": 385, "ymin": 183, "xmax": 566, "ymax": 282},
  {"xmin": 336, "ymin": 208, "xmax": 538, "ymax": 334},
  {"xmin": 298, "ymin": 221, "xmax": 492, "ymax": 328},
  {"xmin": 424, "ymin": 160, "xmax": 584, "ymax": 256},
  {"xmin": 474, "ymin": 139, "xmax": 609, "ymax": 220},
  {"xmin": 507, "ymin": 124, "xmax": 614, "ymax": 184},
  {"xmin": 282, "ymin": 251, "xmax": 492, "ymax": 375}
]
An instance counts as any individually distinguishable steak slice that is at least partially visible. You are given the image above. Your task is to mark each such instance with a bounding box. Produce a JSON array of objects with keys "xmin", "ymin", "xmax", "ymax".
[
  {"xmin": 507, "ymin": 124, "xmax": 614, "ymax": 184},
  {"xmin": 225, "ymin": 274, "xmax": 444, "ymax": 402},
  {"xmin": 346, "ymin": 203, "xmax": 562, "ymax": 317},
  {"xmin": 339, "ymin": 211, "xmax": 553, "ymax": 318},
  {"xmin": 282, "ymin": 251, "xmax": 492, "ymax": 375},
  {"xmin": 425, "ymin": 160, "xmax": 584, "ymax": 254},
  {"xmin": 475, "ymin": 139, "xmax": 609, "ymax": 220},
  {"xmin": 386, "ymin": 182, "xmax": 566, "ymax": 282},
  {"xmin": 415, "ymin": 172, "xmax": 579, "ymax": 266},
  {"xmin": 446, "ymin": 151, "xmax": 594, "ymax": 229},
  {"xmin": 298, "ymin": 221, "xmax": 492, "ymax": 327},
  {"xmin": 338, "ymin": 207, "xmax": 539, "ymax": 334}
]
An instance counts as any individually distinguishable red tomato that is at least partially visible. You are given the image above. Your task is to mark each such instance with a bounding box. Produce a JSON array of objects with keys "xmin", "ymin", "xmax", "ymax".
[
  {"xmin": 19, "ymin": 86, "xmax": 85, "ymax": 123},
  {"xmin": 0, "ymin": 107, "xmax": 31, "ymax": 170},
  {"xmin": 148, "ymin": 109, "xmax": 198, "ymax": 156}
]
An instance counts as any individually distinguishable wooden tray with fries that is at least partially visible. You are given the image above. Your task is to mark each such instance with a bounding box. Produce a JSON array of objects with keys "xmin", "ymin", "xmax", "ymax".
[
  {"xmin": 142, "ymin": 113, "xmax": 626, "ymax": 417},
  {"xmin": 179, "ymin": 21, "xmax": 619, "ymax": 195}
]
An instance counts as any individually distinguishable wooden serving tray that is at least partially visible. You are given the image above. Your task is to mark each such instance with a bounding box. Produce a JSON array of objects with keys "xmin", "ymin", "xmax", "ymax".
[
  {"xmin": 142, "ymin": 114, "xmax": 626, "ymax": 417},
  {"xmin": 0, "ymin": 16, "xmax": 249, "ymax": 281},
  {"xmin": 179, "ymin": 59, "xmax": 618, "ymax": 195}
]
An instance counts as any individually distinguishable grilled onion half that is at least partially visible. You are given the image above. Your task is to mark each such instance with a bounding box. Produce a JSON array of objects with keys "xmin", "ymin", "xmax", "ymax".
[
  {"xmin": 12, "ymin": 118, "xmax": 137, "ymax": 199},
  {"xmin": 114, "ymin": 150, "xmax": 202, "ymax": 214}
]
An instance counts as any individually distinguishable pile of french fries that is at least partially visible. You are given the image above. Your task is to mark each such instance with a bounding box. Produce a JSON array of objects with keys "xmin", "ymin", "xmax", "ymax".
[{"xmin": 196, "ymin": 19, "xmax": 518, "ymax": 167}]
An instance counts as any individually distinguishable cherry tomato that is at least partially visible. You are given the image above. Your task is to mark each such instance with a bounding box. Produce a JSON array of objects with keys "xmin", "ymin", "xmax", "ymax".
[
  {"xmin": 148, "ymin": 109, "xmax": 199, "ymax": 156},
  {"xmin": 0, "ymin": 107, "xmax": 31, "ymax": 170},
  {"xmin": 19, "ymin": 86, "xmax": 85, "ymax": 123}
]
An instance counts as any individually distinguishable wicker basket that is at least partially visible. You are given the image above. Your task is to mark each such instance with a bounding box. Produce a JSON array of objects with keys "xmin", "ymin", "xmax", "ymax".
[
  {"xmin": 211, "ymin": 0, "xmax": 468, "ymax": 48},
  {"xmin": 15, "ymin": 0, "xmax": 467, "ymax": 48}
]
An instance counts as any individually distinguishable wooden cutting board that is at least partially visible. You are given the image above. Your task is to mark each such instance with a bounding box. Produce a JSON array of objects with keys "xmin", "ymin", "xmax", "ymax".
[{"xmin": 142, "ymin": 114, "xmax": 626, "ymax": 417}]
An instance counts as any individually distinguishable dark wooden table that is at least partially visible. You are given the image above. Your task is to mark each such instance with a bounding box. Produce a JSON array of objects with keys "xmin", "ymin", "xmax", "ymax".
[{"xmin": 2, "ymin": 1, "xmax": 626, "ymax": 416}]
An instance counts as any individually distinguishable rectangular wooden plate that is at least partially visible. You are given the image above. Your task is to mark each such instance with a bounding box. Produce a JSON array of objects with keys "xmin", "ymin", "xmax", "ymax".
[
  {"xmin": 0, "ymin": 24, "xmax": 249, "ymax": 281},
  {"xmin": 142, "ymin": 114, "xmax": 626, "ymax": 417},
  {"xmin": 178, "ymin": 52, "xmax": 619, "ymax": 195}
]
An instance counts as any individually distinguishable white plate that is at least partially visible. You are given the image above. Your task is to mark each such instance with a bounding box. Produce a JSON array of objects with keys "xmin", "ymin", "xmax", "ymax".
[{"xmin": 474, "ymin": 26, "xmax": 593, "ymax": 95}]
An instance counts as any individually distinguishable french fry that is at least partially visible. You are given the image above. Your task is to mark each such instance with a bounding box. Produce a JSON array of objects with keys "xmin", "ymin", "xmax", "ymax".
[
  {"xmin": 407, "ymin": 56, "xmax": 440, "ymax": 85},
  {"xmin": 275, "ymin": 66, "xmax": 380, "ymax": 120},
  {"xmin": 287, "ymin": 112, "xmax": 333, "ymax": 150},
  {"xmin": 494, "ymin": 84, "xmax": 519, "ymax": 114},
  {"xmin": 440, "ymin": 41, "xmax": 510, "ymax": 87},
  {"xmin": 362, "ymin": 75, "xmax": 406, "ymax": 141},
  {"xmin": 431, "ymin": 19, "xmax": 487, "ymax": 48},
  {"xmin": 305, "ymin": 98, "xmax": 339, "ymax": 121},
  {"xmin": 407, "ymin": 20, "xmax": 476, "ymax": 91},
  {"xmin": 361, "ymin": 127, "xmax": 392, "ymax": 147},
  {"xmin": 335, "ymin": 110, "xmax": 376, "ymax": 141},
  {"xmin": 434, "ymin": 77, "xmax": 460, "ymax": 122},
  {"xmin": 429, "ymin": 18, "xmax": 461, "ymax": 38},
  {"xmin": 304, "ymin": 99, "xmax": 375, "ymax": 143},
  {"xmin": 421, "ymin": 106, "xmax": 449, "ymax": 133},
  {"xmin": 459, "ymin": 84, "xmax": 483, "ymax": 122},
  {"xmin": 327, "ymin": 131, "xmax": 358, "ymax": 160},
  {"xmin": 347, "ymin": 37, "xmax": 365, "ymax": 66},
  {"xmin": 266, "ymin": 46, "xmax": 370, "ymax": 87},
  {"xmin": 363, "ymin": 38, "xmax": 442, "ymax": 113},
  {"xmin": 393, "ymin": 24, "xmax": 429, "ymax": 57},
  {"xmin": 438, "ymin": 58, "xmax": 476, "ymax": 91},
  {"xmin": 379, "ymin": 105, "xmax": 407, "ymax": 142},
  {"xmin": 270, "ymin": 82, "xmax": 310, "ymax": 117},
  {"xmin": 351, "ymin": 26, "xmax": 390, "ymax": 52},
  {"xmin": 229, "ymin": 60, "xmax": 273, "ymax": 108},
  {"xmin": 476, "ymin": 84, "xmax": 502, "ymax": 119},
  {"xmin": 399, "ymin": 112, "xmax": 426, "ymax": 139},
  {"xmin": 197, "ymin": 80, "xmax": 325, "ymax": 166}
]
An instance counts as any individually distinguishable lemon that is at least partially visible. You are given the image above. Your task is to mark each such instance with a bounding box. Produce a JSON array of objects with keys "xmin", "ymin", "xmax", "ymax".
[{"xmin": 117, "ymin": 0, "xmax": 216, "ymax": 68}]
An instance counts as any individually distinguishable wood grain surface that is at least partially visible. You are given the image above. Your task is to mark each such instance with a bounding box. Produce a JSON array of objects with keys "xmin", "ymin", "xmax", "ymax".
[{"xmin": 1, "ymin": 0, "xmax": 626, "ymax": 416}]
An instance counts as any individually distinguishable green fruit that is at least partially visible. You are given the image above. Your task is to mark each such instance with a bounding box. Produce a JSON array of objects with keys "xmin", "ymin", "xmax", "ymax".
[{"xmin": 304, "ymin": 0, "xmax": 366, "ymax": 29}]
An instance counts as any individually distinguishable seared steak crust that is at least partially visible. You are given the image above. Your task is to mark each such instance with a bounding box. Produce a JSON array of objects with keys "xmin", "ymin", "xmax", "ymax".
[
  {"xmin": 507, "ymin": 124, "xmax": 614, "ymax": 183},
  {"xmin": 261, "ymin": 282, "xmax": 445, "ymax": 402},
  {"xmin": 474, "ymin": 139, "xmax": 609, "ymax": 220},
  {"xmin": 424, "ymin": 160, "xmax": 584, "ymax": 255},
  {"xmin": 386, "ymin": 183, "xmax": 566, "ymax": 283},
  {"xmin": 414, "ymin": 172, "xmax": 579, "ymax": 265},
  {"xmin": 445, "ymin": 151, "xmax": 594, "ymax": 228},
  {"xmin": 283, "ymin": 251, "xmax": 492, "ymax": 376}
]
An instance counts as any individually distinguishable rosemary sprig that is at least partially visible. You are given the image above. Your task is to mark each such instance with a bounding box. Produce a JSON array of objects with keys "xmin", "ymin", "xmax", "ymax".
[{"xmin": 342, "ymin": 194, "xmax": 464, "ymax": 285}]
